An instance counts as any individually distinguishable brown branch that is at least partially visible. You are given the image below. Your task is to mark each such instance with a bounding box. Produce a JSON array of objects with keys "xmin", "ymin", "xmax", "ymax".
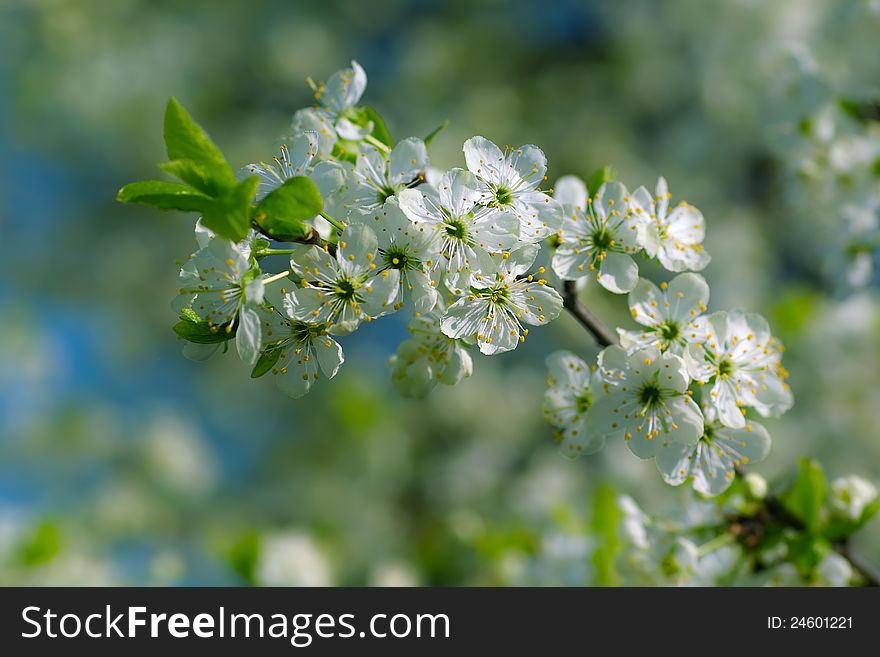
[{"xmin": 560, "ymin": 280, "xmax": 617, "ymax": 347}]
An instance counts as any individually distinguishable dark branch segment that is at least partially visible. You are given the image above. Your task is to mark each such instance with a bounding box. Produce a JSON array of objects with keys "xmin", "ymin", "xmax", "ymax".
[{"xmin": 560, "ymin": 280, "xmax": 617, "ymax": 347}]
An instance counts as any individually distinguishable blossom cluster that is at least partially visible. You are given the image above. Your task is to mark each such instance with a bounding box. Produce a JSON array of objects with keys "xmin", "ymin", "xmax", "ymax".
[
  {"xmin": 132, "ymin": 60, "xmax": 793, "ymax": 493},
  {"xmin": 543, "ymin": 184, "xmax": 793, "ymax": 495}
]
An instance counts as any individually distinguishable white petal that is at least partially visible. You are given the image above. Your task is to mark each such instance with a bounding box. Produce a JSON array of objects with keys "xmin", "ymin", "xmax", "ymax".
[
  {"xmin": 512, "ymin": 283, "xmax": 562, "ymax": 326},
  {"xmin": 554, "ymin": 175, "xmax": 588, "ymax": 210},
  {"xmin": 667, "ymin": 272, "xmax": 709, "ymax": 324},
  {"xmin": 439, "ymin": 167, "xmax": 482, "ymax": 217},
  {"xmin": 360, "ymin": 269, "xmax": 400, "ymax": 318},
  {"xmin": 665, "ymin": 204, "xmax": 706, "ymax": 245},
  {"xmin": 711, "ymin": 378, "xmax": 746, "ymax": 428},
  {"xmin": 597, "ymin": 252, "xmax": 639, "ymax": 293},
  {"xmin": 655, "ymin": 442, "xmax": 695, "ymax": 487},
  {"xmin": 663, "ymin": 395, "xmax": 704, "ymax": 444},
  {"xmin": 546, "ymin": 350, "xmax": 590, "ymax": 389},
  {"xmin": 437, "ymin": 346, "xmax": 472, "ymax": 385},
  {"xmin": 510, "ymin": 144, "xmax": 547, "ymax": 187},
  {"xmin": 323, "ymin": 60, "xmax": 367, "ymax": 114},
  {"xmin": 479, "ymin": 306, "xmax": 520, "ymax": 354},
  {"xmin": 235, "ymin": 305, "xmax": 262, "ymax": 366},
  {"xmin": 315, "ymin": 335, "xmax": 345, "ymax": 378},
  {"xmin": 472, "ymin": 209, "xmax": 521, "ymax": 255},
  {"xmin": 463, "ymin": 136, "xmax": 505, "ymax": 183},
  {"xmin": 337, "ymin": 223, "xmax": 378, "ymax": 277},
  {"xmin": 440, "ymin": 297, "xmax": 486, "ymax": 339},
  {"xmin": 389, "ymin": 138, "xmax": 428, "ymax": 185},
  {"xmin": 628, "ymin": 278, "xmax": 664, "ymax": 328},
  {"xmin": 559, "ymin": 417, "xmax": 606, "ymax": 459},
  {"xmin": 291, "ymin": 108, "xmax": 336, "ymax": 159}
]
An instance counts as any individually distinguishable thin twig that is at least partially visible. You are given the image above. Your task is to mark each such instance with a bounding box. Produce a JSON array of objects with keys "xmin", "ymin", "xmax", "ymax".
[{"xmin": 560, "ymin": 280, "xmax": 617, "ymax": 347}]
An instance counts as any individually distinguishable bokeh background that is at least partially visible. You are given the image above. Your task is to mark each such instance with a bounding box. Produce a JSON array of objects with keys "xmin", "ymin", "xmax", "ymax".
[{"xmin": 1, "ymin": 0, "xmax": 878, "ymax": 585}]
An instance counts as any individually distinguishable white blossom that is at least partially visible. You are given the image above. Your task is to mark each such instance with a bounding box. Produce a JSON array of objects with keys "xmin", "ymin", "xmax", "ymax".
[
  {"xmin": 342, "ymin": 139, "xmax": 428, "ymax": 212},
  {"xmin": 618, "ymin": 273, "xmax": 710, "ymax": 355},
  {"xmin": 463, "ymin": 136, "xmax": 560, "ymax": 242},
  {"xmin": 551, "ymin": 179, "xmax": 642, "ymax": 293},
  {"xmin": 581, "ymin": 346, "xmax": 703, "ymax": 459},
  {"xmin": 290, "ymin": 60, "xmax": 368, "ymax": 157},
  {"xmin": 440, "ymin": 244, "xmax": 562, "ymax": 355},
  {"xmin": 686, "ymin": 310, "xmax": 793, "ymax": 428},
  {"xmin": 389, "ymin": 312, "xmax": 473, "ymax": 398},
  {"xmin": 829, "ymin": 475, "xmax": 878, "ymax": 522},
  {"xmin": 654, "ymin": 407, "xmax": 771, "ymax": 496},
  {"xmin": 349, "ymin": 198, "xmax": 441, "ymax": 313},
  {"xmin": 542, "ymin": 350, "xmax": 607, "ymax": 457},
  {"xmin": 260, "ymin": 287, "xmax": 344, "ymax": 398},
  {"xmin": 631, "ymin": 177, "xmax": 710, "ymax": 272},
  {"xmin": 285, "ymin": 224, "xmax": 399, "ymax": 334},
  {"xmin": 398, "ymin": 168, "xmax": 519, "ymax": 290},
  {"xmin": 175, "ymin": 230, "xmax": 264, "ymax": 365}
]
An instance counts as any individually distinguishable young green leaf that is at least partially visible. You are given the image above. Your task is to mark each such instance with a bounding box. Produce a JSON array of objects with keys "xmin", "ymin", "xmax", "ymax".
[
  {"xmin": 586, "ymin": 165, "xmax": 615, "ymax": 197},
  {"xmin": 423, "ymin": 119, "xmax": 450, "ymax": 149},
  {"xmin": 159, "ymin": 159, "xmax": 223, "ymax": 197},
  {"xmin": 782, "ymin": 458, "xmax": 827, "ymax": 534},
  {"xmin": 253, "ymin": 176, "xmax": 323, "ymax": 241},
  {"xmin": 173, "ymin": 317, "xmax": 236, "ymax": 344},
  {"xmin": 164, "ymin": 98, "xmax": 236, "ymax": 189},
  {"xmin": 201, "ymin": 176, "xmax": 260, "ymax": 242},
  {"xmin": 117, "ymin": 180, "xmax": 213, "ymax": 212},
  {"xmin": 251, "ymin": 348, "xmax": 282, "ymax": 379},
  {"xmin": 362, "ymin": 106, "xmax": 393, "ymax": 148}
]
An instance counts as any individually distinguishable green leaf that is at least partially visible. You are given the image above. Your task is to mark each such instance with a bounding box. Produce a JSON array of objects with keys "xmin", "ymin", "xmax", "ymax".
[
  {"xmin": 159, "ymin": 159, "xmax": 223, "ymax": 197},
  {"xmin": 164, "ymin": 98, "xmax": 236, "ymax": 188},
  {"xmin": 362, "ymin": 105, "xmax": 392, "ymax": 148},
  {"xmin": 591, "ymin": 484, "xmax": 622, "ymax": 586},
  {"xmin": 251, "ymin": 348, "xmax": 282, "ymax": 379},
  {"xmin": 173, "ymin": 317, "xmax": 235, "ymax": 344},
  {"xmin": 253, "ymin": 176, "xmax": 323, "ymax": 241},
  {"xmin": 423, "ymin": 119, "xmax": 450, "ymax": 149},
  {"xmin": 782, "ymin": 458, "xmax": 827, "ymax": 534},
  {"xmin": 227, "ymin": 532, "xmax": 261, "ymax": 586},
  {"xmin": 16, "ymin": 522, "xmax": 62, "ymax": 566},
  {"xmin": 586, "ymin": 165, "xmax": 615, "ymax": 197},
  {"xmin": 201, "ymin": 176, "xmax": 260, "ymax": 242},
  {"xmin": 117, "ymin": 180, "xmax": 213, "ymax": 212}
]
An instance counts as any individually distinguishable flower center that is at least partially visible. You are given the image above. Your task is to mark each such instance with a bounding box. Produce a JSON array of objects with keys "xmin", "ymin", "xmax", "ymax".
[
  {"xmin": 576, "ymin": 391, "xmax": 593, "ymax": 414},
  {"xmin": 445, "ymin": 218, "xmax": 468, "ymax": 240},
  {"xmin": 590, "ymin": 226, "xmax": 614, "ymax": 251},
  {"xmin": 718, "ymin": 358, "xmax": 734, "ymax": 378},
  {"xmin": 659, "ymin": 320, "xmax": 680, "ymax": 341},
  {"xmin": 488, "ymin": 284, "xmax": 510, "ymax": 305},
  {"xmin": 493, "ymin": 186, "xmax": 513, "ymax": 206},
  {"xmin": 383, "ymin": 246, "xmax": 412, "ymax": 270},
  {"xmin": 638, "ymin": 382, "xmax": 662, "ymax": 407},
  {"xmin": 334, "ymin": 278, "xmax": 358, "ymax": 301},
  {"xmin": 699, "ymin": 424, "xmax": 716, "ymax": 443},
  {"xmin": 375, "ymin": 184, "xmax": 398, "ymax": 204}
]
